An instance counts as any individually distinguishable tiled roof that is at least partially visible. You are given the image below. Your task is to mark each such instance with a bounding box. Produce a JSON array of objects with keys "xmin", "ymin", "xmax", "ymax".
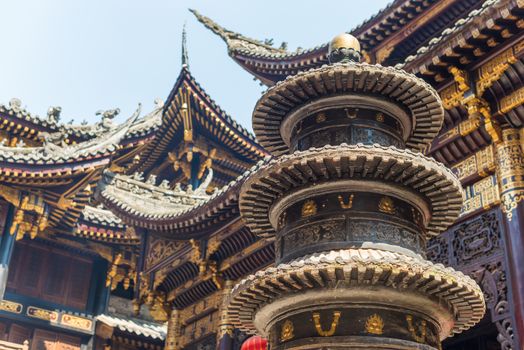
[
  {"xmin": 81, "ymin": 205, "xmax": 125, "ymax": 228},
  {"xmin": 97, "ymin": 314, "xmax": 166, "ymax": 340}
]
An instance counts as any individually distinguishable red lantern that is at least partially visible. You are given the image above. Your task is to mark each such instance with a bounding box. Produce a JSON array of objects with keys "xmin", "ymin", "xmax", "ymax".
[{"xmin": 240, "ymin": 336, "xmax": 268, "ymax": 350}]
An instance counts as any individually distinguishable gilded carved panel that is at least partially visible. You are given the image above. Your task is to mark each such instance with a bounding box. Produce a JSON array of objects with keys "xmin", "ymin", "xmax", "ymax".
[{"xmin": 146, "ymin": 236, "xmax": 186, "ymax": 270}]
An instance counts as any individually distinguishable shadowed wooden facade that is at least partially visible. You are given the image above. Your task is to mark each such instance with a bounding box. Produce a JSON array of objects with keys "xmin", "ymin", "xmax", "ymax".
[{"xmin": 0, "ymin": 1, "xmax": 523, "ymax": 350}]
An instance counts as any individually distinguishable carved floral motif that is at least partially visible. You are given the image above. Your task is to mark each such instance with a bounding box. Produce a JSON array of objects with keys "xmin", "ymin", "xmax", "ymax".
[{"xmin": 146, "ymin": 237, "xmax": 185, "ymax": 269}]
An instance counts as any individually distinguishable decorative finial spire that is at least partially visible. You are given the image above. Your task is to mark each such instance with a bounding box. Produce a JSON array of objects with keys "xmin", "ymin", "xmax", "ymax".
[
  {"xmin": 182, "ymin": 22, "xmax": 189, "ymax": 68},
  {"xmin": 328, "ymin": 33, "xmax": 361, "ymax": 63}
]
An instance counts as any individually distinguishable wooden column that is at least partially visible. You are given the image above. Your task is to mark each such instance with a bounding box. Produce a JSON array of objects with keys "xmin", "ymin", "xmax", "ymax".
[
  {"xmin": 165, "ymin": 307, "xmax": 180, "ymax": 350},
  {"xmin": 216, "ymin": 280, "xmax": 235, "ymax": 350},
  {"xmin": 496, "ymin": 127, "xmax": 524, "ymax": 348}
]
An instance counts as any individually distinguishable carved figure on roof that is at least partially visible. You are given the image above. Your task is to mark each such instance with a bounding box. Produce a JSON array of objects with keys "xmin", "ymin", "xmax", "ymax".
[
  {"xmin": 9, "ymin": 98, "xmax": 22, "ymax": 112},
  {"xmin": 194, "ymin": 169, "xmax": 213, "ymax": 195},
  {"xmin": 47, "ymin": 106, "xmax": 62, "ymax": 123},
  {"xmin": 41, "ymin": 131, "xmax": 69, "ymax": 148},
  {"xmin": 154, "ymin": 98, "xmax": 164, "ymax": 108},
  {"xmin": 146, "ymin": 175, "xmax": 157, "ymax": 185},
  {"xmin": 96, "ymin": 108, "xmax": 120, "ymax": 129}
]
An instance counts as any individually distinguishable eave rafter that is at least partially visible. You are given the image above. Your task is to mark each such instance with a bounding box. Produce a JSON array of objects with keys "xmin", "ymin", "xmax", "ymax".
[{"xmin": 400, "ymin": 0, "xmax": 524, "ymax": 81}]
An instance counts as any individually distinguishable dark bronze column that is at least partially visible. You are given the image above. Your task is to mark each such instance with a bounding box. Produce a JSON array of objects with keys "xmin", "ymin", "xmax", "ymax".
[{"xmin": 496, "ymin": 127, "xmax": 524, "ymax": 348}]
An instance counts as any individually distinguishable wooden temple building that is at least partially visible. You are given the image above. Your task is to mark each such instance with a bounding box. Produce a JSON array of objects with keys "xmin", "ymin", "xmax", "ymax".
[{"xmin": 0, "ymin": 0, "xmax": 523, "ymax": 349}]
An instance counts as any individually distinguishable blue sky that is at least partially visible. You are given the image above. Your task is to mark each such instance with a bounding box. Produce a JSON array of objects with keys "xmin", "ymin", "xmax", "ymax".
[{"xmin": 0, "ymin": 1, "xmax": 390, "ymax": 131}]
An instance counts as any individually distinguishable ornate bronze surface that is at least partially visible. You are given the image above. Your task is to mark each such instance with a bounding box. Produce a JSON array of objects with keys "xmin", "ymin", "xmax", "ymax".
[{"xmin": 229, "ymin": 34, "xmax": 485, "ymax": 350}]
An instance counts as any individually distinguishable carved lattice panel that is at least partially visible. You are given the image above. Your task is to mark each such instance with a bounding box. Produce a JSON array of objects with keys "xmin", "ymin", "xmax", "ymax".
[{"xmin": 428, "ymin": 209, "xmax": 515, "ymax": 349}]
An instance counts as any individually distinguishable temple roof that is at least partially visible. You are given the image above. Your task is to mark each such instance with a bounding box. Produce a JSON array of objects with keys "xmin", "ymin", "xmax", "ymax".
[
  {"xmin": 192, "ymin": 0, "xmax": 485, "ymax": 85},
  {"xmin": 75, "ymin": 205, "xmax": 141, "ymax": 244},
  {"xmin": 98, "ymin": 153, "xmax": 270, "ymax": 235},
  {"xmin": 129, "ymin": 66, "xmax": 267, "ymax": 187},
  {"xmin": 81, "ymin": 205, "xmax": 124, "ymax": 228}
]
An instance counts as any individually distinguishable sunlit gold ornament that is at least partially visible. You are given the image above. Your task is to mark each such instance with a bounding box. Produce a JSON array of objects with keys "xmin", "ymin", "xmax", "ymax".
[
  {"xmin": 280, "ymin": 319, "xmax": 294, "ymax": 342},
  {"xmin": 378, "ymin": 196, "xmax": 396, "ymax": 214},
  {"xmin": 329, "ymin": 33, "xmax": 361, "ymax": 52},
  {"xmin": 301, "ymin": 200, "xmax": 317, "ymax": 217},
  {"xmin": 406, "ymin": 314, "xmax": 427, "ymax": 343},
  {"xmin": 365, "ymin": 314, "xmax": 384, "ymax": 335},
  {"xmin": 312, "ymin": 311, "xmax": 341, "ymax": 337},
  {"xmin": 338, "ymin": 194, "xmax": 354, "ymax": 209}
]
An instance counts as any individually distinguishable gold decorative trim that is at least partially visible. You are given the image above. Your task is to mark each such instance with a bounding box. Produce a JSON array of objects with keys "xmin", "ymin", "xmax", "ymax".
[
  {"xmin": 312, "ymin": 311, "xmax": 341, "ymax": 337},
  {"xmin": 301, "ymin": 200, "xmax": 317, "ymax": 218},
  {"xmin": 501, "ymin": 190, "xmax": 524, "ymax": 222},
  {"xmin": 499, "ymin": 86, "xmax": 524, "ymax": 114},
  {"xmin": 337, "ymin": 194, "xmax": 354, "ymax": 209},
  {"xmin": 0, "ymin": 300, "xmax": 22, "ymax": 314},
  {"xmin": 61, "ymin": 314, "xmax": 93, "ymax": 331},
  {"xmin": 378, "ymin": 196, "xmax": 395, "ymax": 214},
  {"xmin": 452, "ymin": 145, "xmax": 495, "ymax": 180},
  {"xmin": 496, "ymin": 128, "xmax": 524, "ymax": 221},
  {"xmin": 462, "ymin": 175, "xmax": 500, "ymax": 216},
  {"xmin": 365, "ymin": 314, "xmax": 384, "ymax": 335},
  {"xmin": 315, "ymin": 113, "xmax": 326, "ymax": 123},
  {"xmin": 439, "ymin": 66, "xmax": 469, "ymax": 110},
  {"xmin": 280, "ymin": 319, "xmax": 294, "ymax": 342},
  {"xmin": 406, "ymin": 314, "xmax": 427, "ymax": 343},
  {"xmin": 27, "ymin": 306, "xmax": 58, "ymax": 322},
  {"xmin": 476, "ymin": 48, "xmax": 517, "ymax": 96}
]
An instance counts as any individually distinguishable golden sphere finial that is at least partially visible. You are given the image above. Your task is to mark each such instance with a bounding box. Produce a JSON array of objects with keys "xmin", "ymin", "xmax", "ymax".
[
  {"xmin": 329, "ymin": 33, "xmax": 360, "ymax": 52},
  {"xmin": 328, "ymin": 33, "xmax": 361, "ymax": 63}
]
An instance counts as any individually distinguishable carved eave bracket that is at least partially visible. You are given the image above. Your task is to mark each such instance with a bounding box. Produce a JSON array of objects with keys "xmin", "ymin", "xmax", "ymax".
[{"xmin": 0, "ymin": 185, "xmax": 49, "ymax": 241}]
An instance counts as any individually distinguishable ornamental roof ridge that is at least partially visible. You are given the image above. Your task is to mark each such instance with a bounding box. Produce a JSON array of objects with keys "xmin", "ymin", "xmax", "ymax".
[
  {"xmin": 150, "ymin": 155, "xmax": 271, "ymax": 219},
  {"xmin": 0, "ymin": 99, "xmax": 61, "ymax": 130},
  {"xmin": 0, "ymin": 104, "xmax": 141, "ymax": 163},
  {"xmin": 98, "ymin": 155, "xmax": 271, "ymax": 227},
  {"xmin": 97, "ymin": 314, "xmax": 167, "ymax": 340},
  {"xmin": 189, "ymin": 9, "xmax": 287, "ymax": 56},
  {"xmin": 81, "ymin": 204, "xmax": 124, "ymax": 228},
  {"xmin": 0, "ymin": 98, "xmax": 162, "ymax": 143},
  {"xmin": 97, "ymin": 169, "xmax": 212, "ymax": 221}
]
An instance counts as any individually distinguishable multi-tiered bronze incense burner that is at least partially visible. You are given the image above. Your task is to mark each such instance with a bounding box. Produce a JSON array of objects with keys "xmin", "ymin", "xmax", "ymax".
[{"xmin": 228, "ymin": 34, "xmax": 485, "ymax": 349}]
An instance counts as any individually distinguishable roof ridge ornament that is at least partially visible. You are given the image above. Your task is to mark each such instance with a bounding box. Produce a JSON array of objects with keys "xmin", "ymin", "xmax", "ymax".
[{"xmin": 182, "ymin": 22, "xmax": 189, "ymax": 69}]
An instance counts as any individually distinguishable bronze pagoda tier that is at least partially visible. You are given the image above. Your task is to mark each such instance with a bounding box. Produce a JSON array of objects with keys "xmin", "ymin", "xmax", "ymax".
[{"xmin": 228, "ymin": 34, "xmax": 485, "ymax": 350}]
